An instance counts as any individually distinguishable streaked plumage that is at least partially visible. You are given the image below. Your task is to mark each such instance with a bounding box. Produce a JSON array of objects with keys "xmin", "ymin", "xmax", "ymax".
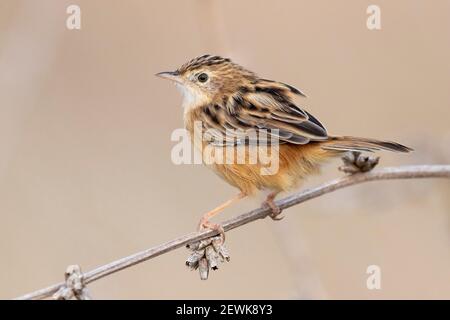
[{"xmin": 157, "ymin": 55, "xmax": 412, "ymax": 231}]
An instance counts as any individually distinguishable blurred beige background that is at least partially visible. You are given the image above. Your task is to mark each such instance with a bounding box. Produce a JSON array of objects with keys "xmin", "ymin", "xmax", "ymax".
[{"xmin": 1, "ymin": 0, "xmax": 449, "ymax": 299}]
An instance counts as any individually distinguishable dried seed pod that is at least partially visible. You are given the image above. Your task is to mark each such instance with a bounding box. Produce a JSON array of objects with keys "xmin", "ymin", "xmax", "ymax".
[
  {"xmin": 185, "ymin": 250, "xmax": 204, "ymax": 269},
  {"xmin": 212, "ymin": 238, "xmax": 230, "ymax": 262},
  {"xmin": 52, "ymin": 265, "xmax": 91, "ymax": 300},
  {"xmin": 205, "ymin": 246, "xmax": 219, "ymax": 270},
  {"xmin": 339, "ymin": 151, "xmax": 379, "ymax": 174},
  {"xmin": 198, "ymin": 258, "xmax": 209, "ymax": 280},
  {"xmin": 185, "ymin": 235, "xmax": 230, "ymax": 279}
]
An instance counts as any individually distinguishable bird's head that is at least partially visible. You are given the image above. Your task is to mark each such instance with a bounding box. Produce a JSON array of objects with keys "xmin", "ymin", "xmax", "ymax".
[{"xmin": 156, "ymin": 55, "xmax": 256, "ymax": 109}]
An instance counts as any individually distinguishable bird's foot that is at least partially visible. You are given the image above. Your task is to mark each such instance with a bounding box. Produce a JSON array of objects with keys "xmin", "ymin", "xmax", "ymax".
[
  {"xmin": 186, "ymin": 235, "xmax": 230, "ymax": 280},
  {"xmin": 263, "ymin": 198, "xmax": 284, "ymax": 221},
  {"xmin": 198, "ymin": 218, "xmax": 225, "ymax": 244},
  {"xmin": 339, "ymin": 151, "xmax": 380, "ymax": 174}
]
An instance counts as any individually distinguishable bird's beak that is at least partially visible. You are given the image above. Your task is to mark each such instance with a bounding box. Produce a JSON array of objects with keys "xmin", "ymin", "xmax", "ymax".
[{"xmin": 155, "ymin": 71, "xmax": 182, "ymax": 83}]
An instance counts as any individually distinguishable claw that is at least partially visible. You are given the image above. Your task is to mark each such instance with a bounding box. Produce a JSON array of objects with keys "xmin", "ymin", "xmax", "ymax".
[
  {"xmin": 198, "ymin": 218, "xmax": 225, "ymax": 244},
  {"xmin": 263, "ymin": 198, "xmax": 284, "ymax": 221},
  {"xmin": 270, "ymin": 213, "xmax": 284, "ymax": 221}
]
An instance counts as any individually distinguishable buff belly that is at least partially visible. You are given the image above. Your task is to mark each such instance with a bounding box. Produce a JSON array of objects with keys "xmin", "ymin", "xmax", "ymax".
[{"xmin": 204, "ymin": 143, "xmax": 334, "ymax": 195}]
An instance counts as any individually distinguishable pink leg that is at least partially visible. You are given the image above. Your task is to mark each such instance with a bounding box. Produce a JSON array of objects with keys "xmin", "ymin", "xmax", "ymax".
[
  {"xmin": 198, "ymin": 192, "xmax": 247, "ymax": 242},
  {"xmin": 263, "ymin": 191, "xmax": 283, "ymax": 220}
]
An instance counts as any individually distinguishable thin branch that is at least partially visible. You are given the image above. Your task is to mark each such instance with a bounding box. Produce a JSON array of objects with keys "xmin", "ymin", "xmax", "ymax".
[{"xmin": 15, "ymin": 164, "xmax": 450, "ymax": 300}]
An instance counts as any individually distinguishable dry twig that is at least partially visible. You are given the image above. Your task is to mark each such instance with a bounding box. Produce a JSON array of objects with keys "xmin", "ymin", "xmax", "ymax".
[{"xmin": 15, "ymin": 164, "xmax": 450, "ymax": 300}]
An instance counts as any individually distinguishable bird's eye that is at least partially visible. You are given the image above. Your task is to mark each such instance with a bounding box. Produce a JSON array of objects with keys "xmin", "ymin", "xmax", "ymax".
[{"xmin": 197, "ymin": 73, "xmax": 209, "ymax": 83}]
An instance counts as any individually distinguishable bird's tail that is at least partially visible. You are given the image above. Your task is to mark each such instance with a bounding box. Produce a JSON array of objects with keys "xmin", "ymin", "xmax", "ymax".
[{"xmin": 321, "ymin": 136, "xmax": 413, "ymax": 153}]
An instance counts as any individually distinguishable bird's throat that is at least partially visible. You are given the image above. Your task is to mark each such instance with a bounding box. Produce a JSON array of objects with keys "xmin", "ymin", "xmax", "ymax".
[{"xmin": 176, "ymin": 83, "xmax": 210, "ymax": 114}]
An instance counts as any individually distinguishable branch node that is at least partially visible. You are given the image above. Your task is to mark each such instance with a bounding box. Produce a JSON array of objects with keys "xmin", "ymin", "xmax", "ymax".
[
  {"xmin": 339, "ymin": 151, "xmax": 380, "ymax": 174},
  {"xmin": 52, "ymin": 265, "xmax": 91, "ymax": 300}
]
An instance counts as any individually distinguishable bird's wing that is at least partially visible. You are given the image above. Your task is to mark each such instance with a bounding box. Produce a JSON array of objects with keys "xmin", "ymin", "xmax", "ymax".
[{"xmin": 198, "ymin": 80, "xmax": 328, "ymax": 146}]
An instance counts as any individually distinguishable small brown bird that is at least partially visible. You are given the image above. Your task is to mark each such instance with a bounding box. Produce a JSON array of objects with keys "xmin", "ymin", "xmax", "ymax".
[{"xmin": 157, "ymin": 55, "xmax": 411, "ymax": 237}]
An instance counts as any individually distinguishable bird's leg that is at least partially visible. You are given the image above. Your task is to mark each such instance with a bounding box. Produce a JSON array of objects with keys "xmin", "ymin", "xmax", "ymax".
[
  {"xmin": 186, "ymin": 193, "xmax": 246, "ymax": 280},
  {"xmin": 262, "ymin": 191, "xmax": 283, "ymax": 221},
  {"xmin": 198, "ymin": 192, "xmax": 247, "ymax": 242},
  {"xmin": 339, "ymin": 151, "xmax": 380, "ymax": 174}
]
